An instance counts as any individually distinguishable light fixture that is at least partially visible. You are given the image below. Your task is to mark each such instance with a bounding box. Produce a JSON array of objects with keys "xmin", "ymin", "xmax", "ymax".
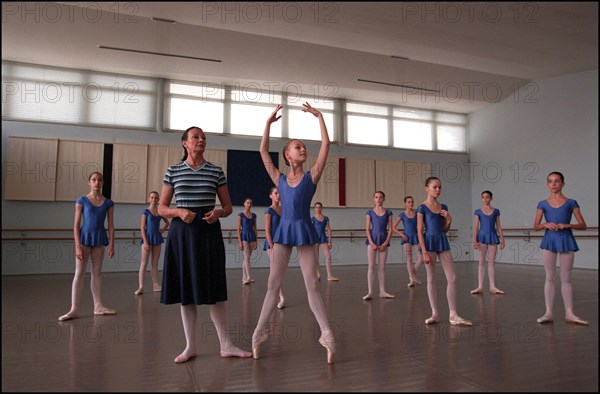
[
  {"xmin": 151, "ymin": 17, "xmax": 176, "ymax": 23},
  {"xmin": 357, "ymin": 79, "xmax": 440, "ymax": 93},
  {"xmin": 97, "ymin": 45, "xmax": 222, "ymax": 63}
]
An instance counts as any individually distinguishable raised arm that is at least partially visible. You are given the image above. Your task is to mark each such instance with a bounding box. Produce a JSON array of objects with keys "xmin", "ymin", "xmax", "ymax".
[
  {"xmin": 304, "ymin": 102, "xmax": 330, "ymax": 184},
  {"xmin": 261, "ymin": 104, "xmax": 283, "ymax": 185}
]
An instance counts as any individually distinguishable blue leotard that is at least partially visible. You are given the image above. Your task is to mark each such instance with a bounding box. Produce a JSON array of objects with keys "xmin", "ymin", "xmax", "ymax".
[
  {"xmin": 417, "ymin": 203, "xmax": 451, "ymax": 252},
  {"xmin": 263, "ymin": 207, "xmax": 281, "ymax": 250},
  {"xmin": 474, "ymin": 208, "xmax": 500, "ymax": 245},
  {"xmin": 273, "ymin": 172, "xmax": 319, "ymax": 246},
  {"xmin": 537, "ymin": 199, "xmax": 580, "ymax": 252},
  {"xmin": 141, "ymin": 209, "xmax": 164, "ymax": 245},
  {"xmin": 238, "ymin": 212, "xmax": 257, "ymax": 242},
  {"xmin": 365, "ymin": 209, "xmax": 393, "ymax": 247},
  {"xmin": 312, "ymin": 216, "xmax": 329, "ymax": 244},
  {"xmin": 398, "ymin": 212, "xmax": 419, "ymax": 245},
  {"xmin": 76, "ymin": 196, "xmax": 114, "ymax": 247}
]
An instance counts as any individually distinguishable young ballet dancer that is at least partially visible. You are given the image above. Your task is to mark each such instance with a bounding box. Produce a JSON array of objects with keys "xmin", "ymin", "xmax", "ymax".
[
  {"xmin": 392, "ymin": 196, "xmax": 423, "ymax": 287},
  {"xmin": 253, "ymin": 103, "xmax": 336, "ymax": 364},
  {"xmin": 312, "ymin": 202, "xmax": 339, "ymax": 281},
  {"xmin": 159, "ymin": 126, "xmax": 252, "ymax": 362},
  {"xmin": 470, "ymin": 190, "xmax": 505, "ymax": 295},
  {"xmin": 264, "ymin": 187, "xmax": 286, "ymax": 309},
  {"xmin": 417, "ymin": 176, "xmax": 472, "ymax": 326},
  {"xmin": 237, "ymin": 197, "xmax": 258, "ymax": 285},
  {"xmin": 135, "ymin": 191, "xmax": 169, "ymax": 295},
  {"xmin": 59, "ymin": 171, "xmax": 116, "ymax": 321},
  {"xmin": 534, "ymin": 171, "xmax": 588, "ymax": 325},
  {"xmin": 363, "ymin": 191, "xmax": 395, "ymax": 300}
]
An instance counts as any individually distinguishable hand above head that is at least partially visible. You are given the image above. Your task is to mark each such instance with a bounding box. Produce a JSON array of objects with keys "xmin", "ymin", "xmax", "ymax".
[
  {"xmin": 302, "ymin": 102, "xmax": 322, "ymax": 117},
  {"xmin": 268, "ymin": 104, "xmax": 283, "ymax": 124}
]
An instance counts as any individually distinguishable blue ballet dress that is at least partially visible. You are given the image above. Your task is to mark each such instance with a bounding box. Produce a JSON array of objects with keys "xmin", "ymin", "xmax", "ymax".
[
  {"xmin": 417, "ymin": 203, "xmax": 451, "ymax": 252},
  {"xmin": 365, "ymin": 209, "xmax": 393, "ymax": 247},
  {"xmin": 141, "ymin": 209, "xmax": 164, "ymax": 245},
  {"xmin": 263, "ymin": 207, "xmax": 281, "ymax": 250},
  {"xmin": 312, "ymin": 216, "xmax": 329, "ymax": 244},
  {"xmin": 273, "ymin": 172, "xmax": 319, "ymax": 246},
  {"xmin": 537, "ymin": 199, "xmax": 580, "ymax": 252},
  {"xmin": 474, "ymin": 208, "xmax": 500, "ymax": 244},
  {"xmin": 399, "ymin": 212, "xmax": 419, "ymax": 245},
  {"xmin": 76, "ymin": 196, "xmax": 114, "ymax": 247},
  {"xmin": 238, "ymin": 212, "xmax": 257, "ymax": 242}
]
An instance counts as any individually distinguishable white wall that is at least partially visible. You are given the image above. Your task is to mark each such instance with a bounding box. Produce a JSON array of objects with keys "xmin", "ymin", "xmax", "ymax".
[
  {"xmin": 468, "ymin": 70, "xmax": 598, "ymax": 269},
  {"xmin": 1, "ymin": 120, "xmax": 472, "ymax": 274}
]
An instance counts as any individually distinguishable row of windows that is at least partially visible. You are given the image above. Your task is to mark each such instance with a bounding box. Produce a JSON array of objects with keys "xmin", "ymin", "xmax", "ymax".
[{"xmin": 2, "ymin": 61, "xmax": 467, "ymax": 152}]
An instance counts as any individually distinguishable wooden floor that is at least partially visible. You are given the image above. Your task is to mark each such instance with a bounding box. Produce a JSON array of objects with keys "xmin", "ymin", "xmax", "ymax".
[{"xmin": 2, "ymin": 262, "xmax": 598, "ymax": 392}]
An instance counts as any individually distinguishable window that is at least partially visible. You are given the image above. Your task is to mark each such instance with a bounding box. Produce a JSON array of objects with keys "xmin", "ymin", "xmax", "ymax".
[
  {"xmin": 346, "ymin": 100, "xmax": 467, "ymax": 152},
  {"xmin": 2, "ymin": 61, "xmax": 157, "ymax": 129},
  {"xmin": 166, "ymin": 82, "xmax": 224, "ymax": 133},
  {"xmin": 287, "ymin": 97, "xmax": 335, "ymax": 141}
]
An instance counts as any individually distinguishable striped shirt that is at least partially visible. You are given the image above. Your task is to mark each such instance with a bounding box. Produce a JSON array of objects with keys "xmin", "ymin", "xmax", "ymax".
[{"xmin": 163, "ymin": 161, "xmax": 227, "ymax": 208}]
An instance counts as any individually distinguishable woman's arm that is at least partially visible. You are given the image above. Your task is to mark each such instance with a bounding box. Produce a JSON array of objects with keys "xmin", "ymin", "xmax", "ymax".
[
  {"xmin": 305, "ymin": 103, "xmax": 330, "ymax": 184},
  {"xmin": 107, "ymin": 206, "xmax": 114, "ymax": 258},
  {"xmin": 326, "ymin": 219, "xmax": 333, "ymax": 248},
  {"xmin": 74, "ymin": 202, "xmax": 83, "ymax": 261},
  {"xmin": 473, "ymin": 215, "xmax": 480, "ymax": 249},
  {"xmin": 417, "ymin": 212, "xmax": 431, "ymax": 264},
  {"xmin": 260, "ymin": 105, "xmax": 282, "ymax": 186},
  {"xmin": 495, "ymin": 215, "xmax": 505, "ymax": 249},
  {"xmin": 265, "ymin": 213, "xmax": 274, "ymax": 249},
  {"xmin": 565, "ymin": 207, "xmax": 587, "ymax": 231},
  {"xmin": 140, "ymin": 213, "xmax": 150, "ymax": 249}
]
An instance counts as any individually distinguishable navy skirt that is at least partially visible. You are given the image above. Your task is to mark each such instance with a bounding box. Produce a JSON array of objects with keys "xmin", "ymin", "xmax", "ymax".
[{"xmin": 160, "ymin": 207, "xmax": 227, "ymax": 305}]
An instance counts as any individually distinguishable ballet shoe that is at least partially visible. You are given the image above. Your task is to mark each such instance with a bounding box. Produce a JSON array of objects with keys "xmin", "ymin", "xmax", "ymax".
[
  {"xmin": 536, "ymin": 315, "xmax": 553, "ymax": 324},
  {"xmin": 153, "ymin": 285, "xmax": 162, "ymax": 292},
  {"xmin": 252, "ymin": 331, "xmax": 269, "ymax": 360},
  {"xmin": 327, "ymin": 276, "xmax": 339, "ymax": 281},
  {"xmin": 407, "ymin": 281, "xmax": 415, "ymax": 288},
  {"xmin": 242, "ymin": 280, "xmax": 251, "ymax": 285},
  {"xmin": 134, "ymin": 288, "xmax": 143, "ymax": 295},
  {"xmin": 318, "ymin": 336, "xmax": 336, "ymax": 364},
  {"xmin": 250, "ymin": 278, "xmax": 255, "ymax": 283},
  {"xmin": 425, "ymin": 316, "xmax": 439, "ymax": 325},
  {"xmin": 362, "ymin": 294, "xmax": 373, "ymax": 301},
  {"xmin": 379, "ymin": 292, "xmax": 395, "ymax": 299},
  {"xmin": 174, "ymin": 352, "xmax": 197, "ymax": 363},
  {"xmin": 566, "ymin": 317, "xmax": 589, "ymax": 326},
  {"xmin": 470, "ymin": 288, "xmax": 483, "ymax": 295},
  {"xmin": 449, "ymin": 315, "xmax": 473, "ymax": 326},
  {"xmin": 277, "ymin": 300, "xmax": 286, "ymax": 309},
  {"xmin": 490, "ymin": 289, "xmax": 505, "ymax": 295}
]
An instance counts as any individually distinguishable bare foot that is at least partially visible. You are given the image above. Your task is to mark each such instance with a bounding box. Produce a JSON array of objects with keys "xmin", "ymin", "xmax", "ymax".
[
  {"xmin": 537, "ymin": 315, "xmax": 553, "ymax": 324},
  {"xmin": 174, "ymin": 352, "xmax": 197, "ymax": 363},
  {"xmin": 94, "ymin": 307, "xmax": 116, "ymax": 316},
  {"xmin": 220, "ymin": 347, "xmax": 252, "ymax": 358},
  {"xmin": 565, "ymin": 315, "xmax": 588, "ymax": 326},
  {"xmin": 58, "ymin": 311, "xmax": 78, "ymax": 321}
]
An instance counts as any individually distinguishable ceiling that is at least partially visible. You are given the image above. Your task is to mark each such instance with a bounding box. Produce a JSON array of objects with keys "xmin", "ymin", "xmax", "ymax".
[{"xmin": 2, "ymin": 2, "xmax": 598, "ymax": 113}]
